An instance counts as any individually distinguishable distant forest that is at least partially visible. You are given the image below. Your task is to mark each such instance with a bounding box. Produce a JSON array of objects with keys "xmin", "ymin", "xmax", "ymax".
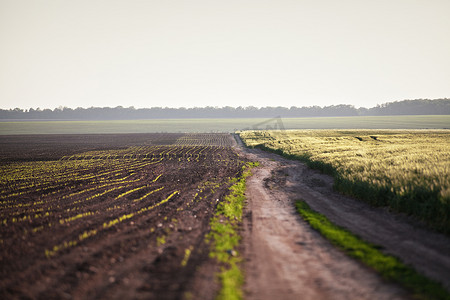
[{"xmin": 1, "ymin": 99, "xmax": 449, "ymax": 120}]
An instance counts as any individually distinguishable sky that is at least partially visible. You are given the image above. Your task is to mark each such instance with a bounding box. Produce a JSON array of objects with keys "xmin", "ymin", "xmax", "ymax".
[{"xmin": 0, "ymin": 0, "xmax": 449, "ymax": 110}]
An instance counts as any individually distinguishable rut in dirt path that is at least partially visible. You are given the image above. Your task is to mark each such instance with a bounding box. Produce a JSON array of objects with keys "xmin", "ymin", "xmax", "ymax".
[{"xmin": 240, "ymin": 149, "xmax": 411, "ymax": 300}]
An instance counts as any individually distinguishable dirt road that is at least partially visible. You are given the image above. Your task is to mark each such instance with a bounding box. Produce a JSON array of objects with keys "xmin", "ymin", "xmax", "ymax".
[{"xmin": 237, "ymin": 140, "xmax": 450, "ymax": 300}]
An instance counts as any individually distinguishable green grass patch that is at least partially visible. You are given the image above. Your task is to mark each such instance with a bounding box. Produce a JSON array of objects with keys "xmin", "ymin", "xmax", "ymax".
[
  {"xmin": 295, "ymin": 200, "xmax": 450, "ymax": 300},
  {"xmin": 207, "ymin": 161, "xmax": 258, "ymax": 300}
]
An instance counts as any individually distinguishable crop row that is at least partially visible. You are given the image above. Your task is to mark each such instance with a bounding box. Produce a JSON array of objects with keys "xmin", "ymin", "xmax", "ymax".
[
  {"xmin": 0, "ymin": 158, "xmax": 161, "ymax": 204},
  {"xmin": 59, "ymin": 145, "xmax": 229, "ymax": 161},
  {"xmin": 44, "ymin": 190, "xmax": 180, "ymax": 258},
  {"xmin": 1, "ymin": 141, "xmax": 246, "ymax": 257},
  {"xmin": 174, "ymin": 133, "xmax": 235, "ymax": 146}
]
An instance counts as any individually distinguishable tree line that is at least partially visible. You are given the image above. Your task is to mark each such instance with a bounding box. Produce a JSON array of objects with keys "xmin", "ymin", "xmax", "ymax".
[{"xmin": 1, "ymin": 99, "xmax": 449, "ymax": 120}]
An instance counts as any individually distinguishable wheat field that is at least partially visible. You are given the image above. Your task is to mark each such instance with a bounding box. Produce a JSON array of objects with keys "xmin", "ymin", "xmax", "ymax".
[{"xmin": 239, "ymin": 130, "xmax": 450, "ymax": 234}]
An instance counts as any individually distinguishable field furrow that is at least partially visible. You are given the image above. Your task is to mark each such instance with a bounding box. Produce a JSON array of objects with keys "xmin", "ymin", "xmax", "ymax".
[{"xmin": 0, "ymin": 133, "xmax": 246, "ymax": 299}]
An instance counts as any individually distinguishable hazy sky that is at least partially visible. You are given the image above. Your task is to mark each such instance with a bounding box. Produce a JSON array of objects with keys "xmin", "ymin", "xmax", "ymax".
[{"xmin": 1, "ymin": 0, "xmax": 449, "ymax": 109}]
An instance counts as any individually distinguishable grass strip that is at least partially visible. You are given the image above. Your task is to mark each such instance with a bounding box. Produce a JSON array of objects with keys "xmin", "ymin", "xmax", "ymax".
[
  {"xmin": 295, "ymin": 200, "xmax": 450, "ymax": 300},
  {"xmin": 207, "ymin": 162, "xmax": 259, "ymax": 300}
]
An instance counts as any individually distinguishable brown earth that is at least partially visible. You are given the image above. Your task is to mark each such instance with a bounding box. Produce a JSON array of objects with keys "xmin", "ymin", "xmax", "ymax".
[
  {"xmin": 235, "ymin": 136, "xmax": 450, "ymax": 300},
  {"xmin": 0, "ymin": 133, "xmax": 186, "ymax": 163},
  {"xmin": 0, "ymin": 133, "xmax": 244, "ymax": 300}
]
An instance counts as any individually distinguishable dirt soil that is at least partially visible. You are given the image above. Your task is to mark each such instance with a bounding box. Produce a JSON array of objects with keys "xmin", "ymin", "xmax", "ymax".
[
  {"xmin": 235, "ymin": 137, "xmax": 450, "ymax": 300},
  {"xmin": 0, "ymin": 133, "xmax": 186, "ymax": 163},
  {"xmin": 0, "ymin": 134, "xmax": 244, "ymax": 300}
]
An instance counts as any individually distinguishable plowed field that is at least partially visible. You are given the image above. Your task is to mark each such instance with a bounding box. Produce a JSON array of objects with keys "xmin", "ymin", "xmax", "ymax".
[{"xmin": 0, "ymin": 133, "xmax": 246, "ymax": 299}]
